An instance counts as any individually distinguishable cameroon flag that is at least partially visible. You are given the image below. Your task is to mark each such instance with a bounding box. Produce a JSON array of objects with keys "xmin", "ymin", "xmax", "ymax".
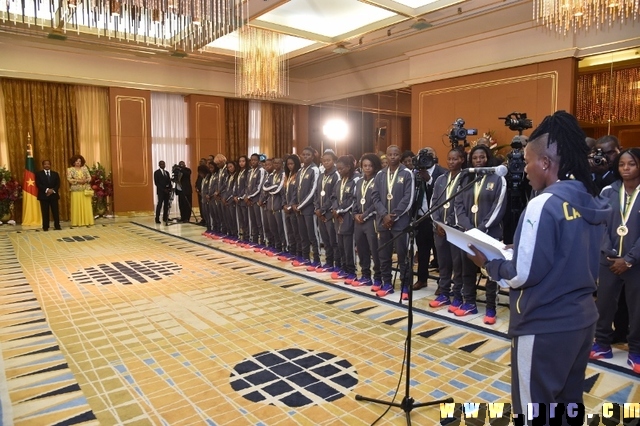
[{"xmin": 21, "ymin": 145, "xmax": 41, "ymax": 226}]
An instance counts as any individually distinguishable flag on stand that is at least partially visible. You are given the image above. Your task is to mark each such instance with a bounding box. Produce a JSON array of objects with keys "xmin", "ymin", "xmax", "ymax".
[{"xmin": 21, "ymin": 142, "xmax": 41, "ymax": 226}]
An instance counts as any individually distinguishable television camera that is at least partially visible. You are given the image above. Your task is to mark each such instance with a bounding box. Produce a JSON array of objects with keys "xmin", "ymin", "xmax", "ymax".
[{"xmin": 448, "ymin": 118, "xmax": 477, "ymax": 148}]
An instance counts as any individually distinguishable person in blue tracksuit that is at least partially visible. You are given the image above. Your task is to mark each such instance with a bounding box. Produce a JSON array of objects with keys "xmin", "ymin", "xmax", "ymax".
[
  {"xmin": 293, "ymin": 147, "xmax": 321, "ymax": 267},
  {"xmin": 235, "ymin": 156, "xmax": 250, "ymax": 242},
  {"xmin": 313, "ymin": 150, "xmax": 340, "ymax": 274},
  {"xmin": 429, "ymin": 147, "xmax": 466, "ymax": 311},
  {"xmin": 454, "ymin": 144, "xmax": 507, "ymax": 324},
  {"xmin": 265, "ymin": 158, "xmax": 286, "ymax": 254},
  {"xmin": 281, "ymin": 155, "xmax": 302, "ymax": 260},
  {"xmin": 352, "ymin": 153, "xmax": 382, "ymax": 288},
  {"xmin": 222, "ymin": 161, "xmax": 238, "ymax": 240},
  {"xmin": 245, "ymin": 153, "xmax": 267, "ymax": 245},
  {"xmin": 590, "ymin": 147, "xmax": 640, "ymax": 374},
  {"xmin": 371, "ymin": 145, "xmax": 415, "ymax": 300},
  {"xmin": 332, "ymin": 155, "xmax": 360, "ymax": 283},
  {"xmin": 468, "ymin": 111, "xmax": 609, "ymax": 423}
]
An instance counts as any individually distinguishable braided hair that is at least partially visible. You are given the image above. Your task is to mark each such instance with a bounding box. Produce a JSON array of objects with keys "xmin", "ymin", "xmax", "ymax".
[{"xmin": 529, "ymin": 110, "xmax": 596, "ymax": 196}]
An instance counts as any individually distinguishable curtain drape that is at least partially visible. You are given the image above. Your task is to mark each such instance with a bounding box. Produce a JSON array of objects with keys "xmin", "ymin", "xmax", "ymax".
[
  {"xmin": 151, "ymin": 92, "xmax": 188, "ymax": 219},
  {"xmin": 260, "ymin": 102, "xmax": 274, "ymax": 158},
  {"xmin": 1, "ymin": 78, "xmax": 78, "ymax": 222},
  {"xmin": 225, "ymin": 98, "xmax": 249, "ymax": 160},
  {"xmin": 0, "ymin": 84, "xmax": 8, "ymax": 168},
  {"xmin": 272, "ymin": 103, "xmax": 294, "ymax": 158},
  {"xmin": 76, "ymin": 86, "xmax": 112, "ymax": 172}
]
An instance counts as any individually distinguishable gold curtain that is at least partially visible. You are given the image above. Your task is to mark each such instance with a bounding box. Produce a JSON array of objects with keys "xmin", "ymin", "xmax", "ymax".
[
  {"xmin": 225, "ymin": 98, "xmax": 249, "ymax": 160},
  {"xmin": 1, "ymin": 78, "xmax": 78, "ymax": 222},
  {"xmin": 0, "ymin": 84, "xmax": 8, "ymax": 168},
  {"xmin": 577, "ymin": 66, "xmax": 640, "ymax": 124},
  {"xmin": 271, "ymin": 102, "xmax": 294, "ymax": 158},
  {"xmin": 76, "ymin": 85, "xmax": 112, "ymax": 172},
  {"xmin": 260, "ymin": 102, "xmax": 274, "ymax": 158}
]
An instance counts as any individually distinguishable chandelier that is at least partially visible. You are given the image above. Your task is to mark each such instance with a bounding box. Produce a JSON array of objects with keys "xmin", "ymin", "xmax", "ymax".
[
  {"xmin": 2, "ymin": 0, "xmax": 245, "ymax": 50},
  {"xmin": 534, "ymin": 0, "xmax": 639, "ymax": 33},
  {"xmin": 236, "ymin": 26, "xmax": 289, "ymax": 100}
]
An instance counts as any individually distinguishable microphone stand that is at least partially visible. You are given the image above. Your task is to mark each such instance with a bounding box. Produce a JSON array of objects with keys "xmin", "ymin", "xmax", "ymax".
[{"xmin": 355, "ymin": 173, "xmax": 483, "ymax": 424}]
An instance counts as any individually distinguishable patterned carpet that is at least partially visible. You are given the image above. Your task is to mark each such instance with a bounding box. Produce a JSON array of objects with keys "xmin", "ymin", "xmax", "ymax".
[{"xmin": 0, "ymin": 221, "xmax": 637, "ymax": 425}]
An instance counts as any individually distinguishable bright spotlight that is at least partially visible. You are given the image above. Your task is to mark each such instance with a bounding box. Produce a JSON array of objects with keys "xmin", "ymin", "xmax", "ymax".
[{"xmin": 323, "ymin": 119, "xmax": 348, "ymax": 142}]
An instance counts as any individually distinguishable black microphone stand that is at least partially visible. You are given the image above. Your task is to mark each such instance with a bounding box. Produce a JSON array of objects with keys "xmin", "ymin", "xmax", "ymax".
[{"xmin": 355, "ymin": 173, "xmax": 483, "ymax": 425}]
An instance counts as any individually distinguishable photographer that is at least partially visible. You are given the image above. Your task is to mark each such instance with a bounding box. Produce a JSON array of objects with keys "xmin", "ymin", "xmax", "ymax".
[
  {"xmin": 412, "ymin": 147, "xmax": 446, "ymax": 291},
  {"xmin": 592, "ymin": 135, "xmax": 621, "ymax": 192},
  {"xmin": 173, "ymin": 161, "xmax": 192, "ymax": 222}
]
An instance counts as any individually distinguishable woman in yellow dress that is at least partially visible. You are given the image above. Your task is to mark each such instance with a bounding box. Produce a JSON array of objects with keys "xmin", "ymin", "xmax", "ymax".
[{"xmin": 67, "ymin": 155, "xmax": 94, "ymax": 227}]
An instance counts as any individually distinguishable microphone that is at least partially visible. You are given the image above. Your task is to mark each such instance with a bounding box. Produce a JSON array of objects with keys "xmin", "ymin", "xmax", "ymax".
[{"xmin": 463, "ymin": 165, "xmax": 508, "ymax": 177}]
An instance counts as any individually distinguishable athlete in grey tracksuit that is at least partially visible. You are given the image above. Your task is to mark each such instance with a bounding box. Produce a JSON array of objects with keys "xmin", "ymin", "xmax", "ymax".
[
  {"xmin": 314, "ymin": 165, "xmax": 340, "ymax": 269},
  {"xmin": 265, "ymin": 165, "xmax": 286, "ymax": 253},
  {"xmin": 332, "ymin": 172, "xmax": 359, "ymax": 278},
  {"xmin": 235, "ymin": 163, "xmax": 250, "ymax": 241},
  {"xmin": 294, "ymin": 149, "xmax": 321, "ymax": 265},
  {"xmin": 353, "ymin": 174, "xmax": 381, "ymax": 284},
  {"xmin": 245, "ymin": 159, "xmax": 266, "ymax": 245},
  {"xmin": 284, "ymin": 162, "xmax": 302, "ymax": 258}
]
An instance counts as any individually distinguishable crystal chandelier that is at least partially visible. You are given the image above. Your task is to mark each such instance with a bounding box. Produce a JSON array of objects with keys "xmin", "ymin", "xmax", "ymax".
[
  {"xmin": 534, "ymin": 0, "xmax": 639, "ymax": 33},
  {"xmin": 2, "ymin": 0, "xmax": 245, "ymax": 50},
  {"xmin": 236, "ymin": 26, "xmax": 289, "ymax": 100}
]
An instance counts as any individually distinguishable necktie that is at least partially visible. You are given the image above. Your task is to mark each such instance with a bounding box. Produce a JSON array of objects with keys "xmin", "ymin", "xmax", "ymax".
[{"xmin": 46, "ymin": 170, "xmax": 50, "ymax": 183}]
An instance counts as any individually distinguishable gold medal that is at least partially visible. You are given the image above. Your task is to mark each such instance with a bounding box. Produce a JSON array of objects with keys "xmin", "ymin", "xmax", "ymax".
[
  {"xmin": 443, "ymin": 202, "xmax": 450, "ymax": 209},
  {"xmin": 361, "ymin": 198, "xmax": 366, "ymax": 205},
  {"xmin": 471, "ymin": 204, "xmax": 479, "ymax": 214},
  {"xmin": 321, "ymin": 190, "xmax": 326, "ymax": 197},
  {"xmin": 617, "ymin": 225, "xmax": 629, "ymax": 236},
  {"xmin": 387, "ymin": 193, "xmax": 393, "ymax": 200}
]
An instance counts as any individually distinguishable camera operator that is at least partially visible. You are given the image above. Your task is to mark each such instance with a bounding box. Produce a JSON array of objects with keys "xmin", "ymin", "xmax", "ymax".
[
  {"xmin": 591, "ymin": 135, "xmax": 621, "ymax": 192},
  {"xmin": 173, "ymin": 161, "xmax": 192, "ymax": 222},
  {"xmin": 412, "ymin": 147, "xmax": 446, "ymax": 291}
]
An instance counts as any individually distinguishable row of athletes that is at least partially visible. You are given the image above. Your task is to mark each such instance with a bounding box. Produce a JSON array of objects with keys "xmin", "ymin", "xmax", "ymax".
[{"xmin": 192, "ymin": 143, "xmax": 508, "ymax": 325}]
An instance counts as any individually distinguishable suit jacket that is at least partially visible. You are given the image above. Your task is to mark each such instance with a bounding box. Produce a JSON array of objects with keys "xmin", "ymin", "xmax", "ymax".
[
  {"xmin": 154, "ymin": 168, "xmax": 173, "ymax": 196},
  {"xmin": 176, "ymin": 167, "xmax": 192, "ymax": 195},
  {"xmin": 35, "ymin": 169, "xmax": 61, "ymax": 201}
]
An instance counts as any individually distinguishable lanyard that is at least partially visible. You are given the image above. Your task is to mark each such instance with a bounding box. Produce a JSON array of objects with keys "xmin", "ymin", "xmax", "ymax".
[
  {"xmin": 297, "ymin": 165, "xmax": 309, "ymax": 195},
  {"xmin": 472, "ymin": 175, "xmax": 487, "ymax": 227},
  {"xmin": 339, "ymin": 178, "xmax": 348, "ymax": 203},
  {"xmin": 618, "ymin": 184, "xmax": 640, "ymax": 253},
  {"xmin": 387, "ymin": 167, "xmax": 399, "ymax": 210}
]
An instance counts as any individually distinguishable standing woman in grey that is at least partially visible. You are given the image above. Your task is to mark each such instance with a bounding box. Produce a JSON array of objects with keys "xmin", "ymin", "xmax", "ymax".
[{"xmin": 292, "ymin": 147, "xmax": 321, "ymax": 267}]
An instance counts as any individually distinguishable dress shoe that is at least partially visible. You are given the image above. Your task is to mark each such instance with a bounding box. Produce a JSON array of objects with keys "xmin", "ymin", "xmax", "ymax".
[
  {"xmin": 412, "ymin": 281, "xmax": 428, "ymax": 291},
  {"xmin": 43, "ymin": 228, "xmax": 49, "ymax": 232},
  {"xmin": 54, "ymin": 227, "xmax": 62, "ymax": 230},
  {"xmin": 155, "ymin": 218, "xmax": 161, "ymax": 224}
]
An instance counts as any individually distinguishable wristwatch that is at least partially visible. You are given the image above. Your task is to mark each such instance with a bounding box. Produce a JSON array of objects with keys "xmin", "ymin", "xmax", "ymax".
[{"xmin": 625, "ymin": 260, "xmax": 633, "ymax": 268}]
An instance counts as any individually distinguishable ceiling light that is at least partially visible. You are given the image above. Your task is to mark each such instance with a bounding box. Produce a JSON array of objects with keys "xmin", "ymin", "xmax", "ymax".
[
  {"xmin": 333, "ymin": 44, "xmax": 350, "ymax": 54},
  {"xmin": 410, "ymin": 18, "xmax": 432, "ymax": 30},
  {"xmin": 534, "ymin": 0, "xmax": 639, "ymax": 33}
]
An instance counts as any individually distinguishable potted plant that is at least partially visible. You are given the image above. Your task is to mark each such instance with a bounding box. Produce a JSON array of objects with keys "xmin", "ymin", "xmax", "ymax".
[{"xmin": 0, "ymin": 166, "xmax": 22, "ymax": 223}]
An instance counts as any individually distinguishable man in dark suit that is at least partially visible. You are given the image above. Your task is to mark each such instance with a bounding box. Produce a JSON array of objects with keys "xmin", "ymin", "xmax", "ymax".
[
  {"xmin": 174, "ymin": 160, "xmax": 193, "ymax": 223},
  {"xmin": 35, "ymin": 160, "xmax": 61, "ymax": 231},
  {"xmin": 412, "ymin": 147, "xmax": 447, "ymax": 290},
  {"xmin": 154, "ymin": 161, "xmax": 173, "ymax": 224}
]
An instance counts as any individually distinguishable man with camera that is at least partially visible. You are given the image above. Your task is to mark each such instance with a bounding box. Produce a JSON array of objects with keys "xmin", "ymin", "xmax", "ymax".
[
  {"xmin": 412, "ymin": 147, "xmax": 446, "ymax": 291},
  {"xmin": 173, "ymin": 160, "xmax": 192, "ymax": 223},
  {"xmin": 591, "ymin": 135, "xmax": 620, "ymax": 192}
]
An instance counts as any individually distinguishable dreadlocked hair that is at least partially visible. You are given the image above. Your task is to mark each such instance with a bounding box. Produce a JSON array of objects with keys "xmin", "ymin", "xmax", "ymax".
[{"xmin": 529, "ymin": 110, "xmax": 597, "ymax": 196}]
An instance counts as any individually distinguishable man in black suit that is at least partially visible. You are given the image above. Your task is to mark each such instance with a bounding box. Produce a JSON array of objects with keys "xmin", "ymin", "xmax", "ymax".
[
  {"xmin": 154, "ymin": 161, "xmax": 172, "ymax": 225},
  {"xmin": 173, "ymin": 160, "xmax": 192, "ymax": 223},
  {"xmin": 412, "ymin": 147, "xmax": 447, "ymax": 290},
  {"xmin": 35, "ymin": 160, "xmax": 61, "ymax": 231}
]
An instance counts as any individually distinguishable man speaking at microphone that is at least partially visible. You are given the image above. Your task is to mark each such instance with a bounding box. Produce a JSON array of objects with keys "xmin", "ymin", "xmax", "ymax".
[{"xmin": 467, "ymin": 111, "xmax": 609, "ymax": 424}]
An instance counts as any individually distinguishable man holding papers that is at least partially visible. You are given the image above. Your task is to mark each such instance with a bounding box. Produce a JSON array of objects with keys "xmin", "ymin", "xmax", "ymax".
[{"xmin": 467, "ymin": 111, "xmax": 609, "ymax": 423}]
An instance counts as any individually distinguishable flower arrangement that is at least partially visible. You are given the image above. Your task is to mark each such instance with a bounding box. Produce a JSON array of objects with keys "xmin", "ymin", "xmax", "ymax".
[
  {"xmin": 0, "ymin": 166, "xmax": 22, "ymax": 220},
  {"xmin": 88, "ymin": 162, "xmax": 114, "ymax": 216}
]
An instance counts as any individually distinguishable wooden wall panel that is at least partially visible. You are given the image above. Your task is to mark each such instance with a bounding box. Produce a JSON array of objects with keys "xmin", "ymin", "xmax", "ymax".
[
  {"xmin": 109, "ymin": 88, "xmax": 153, "ymax": 215},
  {"xmin": 411, "ymin": 58, "xmax": 578, "ymax": 162},
  {"xmin": 185, "ymin": 95, "xmax": 225, "ymax": 166}
]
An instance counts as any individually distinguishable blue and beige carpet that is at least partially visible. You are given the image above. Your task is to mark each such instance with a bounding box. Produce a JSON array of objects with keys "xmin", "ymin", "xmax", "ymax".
[{"xmin": 0, "ymin": 221, "xmax": 637, "ymax": 425}]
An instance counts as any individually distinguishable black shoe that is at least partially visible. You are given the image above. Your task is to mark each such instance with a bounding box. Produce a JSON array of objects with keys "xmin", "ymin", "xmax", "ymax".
[
  {"xmin": 43, "ymin": 228, "xmax": 49, "ymax": 232},
  {"xmin": 54, "ymin": 227, "xmax": 62, "ymax": 230},
  {"xmin": 155, "ymin": 219, "xmax": 161, "ymax": 224}
]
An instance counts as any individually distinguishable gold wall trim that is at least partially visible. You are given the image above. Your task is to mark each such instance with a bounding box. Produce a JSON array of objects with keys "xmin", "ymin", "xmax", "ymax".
[
  {"xmin": 417, "ymin": 72, "xmax": 558, "ymax": 140},
  {"xmin": 195, "ymin": 102, "xmax": 223, "ymax": 158},
  {"xmin": 115, "ymin": 95, "xmax": 149, "ymax": 187}
]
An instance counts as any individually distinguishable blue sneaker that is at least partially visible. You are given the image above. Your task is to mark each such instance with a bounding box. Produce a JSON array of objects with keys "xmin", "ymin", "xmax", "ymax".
[
  {"xmin": 589, "ymin": 342, "xmax": 613, "ymax": 360},
  {"xmin": 429, "ymin": 294, "xmax": 451, "ymax": 308},
  {"xmin": 343, "ymin": 274, "xmax": 357, "ymax": 285},
  {"xmin": 371, "ymin": 280, "xmax": 383, "ymax": 292},
  {"xmin": 375, "ymin": 283, "xmax": 394, "ymax": 297},
  {"xmin": 454, "ymin": 303, "xmax": 478, "ymax": 316},
  {"xmin": 351, "ymin": 277, "xmax": 372, "ymax": 287},
  {"xmin": 628, "ymin": 353, "xmax": 640, "ymax": 374},
  {"xmin": 484, "ymin": 308, "xmax": 497, "ymax": 325},
  {"xmin": 448, "ymin": 298, "xmax": 463, "ymax": 313}
]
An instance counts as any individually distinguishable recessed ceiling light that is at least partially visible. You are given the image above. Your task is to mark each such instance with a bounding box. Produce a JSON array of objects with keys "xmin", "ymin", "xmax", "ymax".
[{"xmin": 333, "ymin": 44, "xmax": 350, "ymax": 54}]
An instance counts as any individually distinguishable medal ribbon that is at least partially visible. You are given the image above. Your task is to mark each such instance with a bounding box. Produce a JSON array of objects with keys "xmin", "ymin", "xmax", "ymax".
[
  {"xmin": 618, "ymin": 184, "xmax": 640, "ymax": 253},
  {"xmin": 361, "ymin": 178, "xmax": 374, "ymax": 204},
  {"xmin": 387, "ymin": 167, "xmax": 400, "ymax": 211},
  {"xmin": 473, "ymin": 176, "xmax": 487, "ymax": 227},
  {"xmin": 321, "ymin": 173, "xmax": 332, "ymax": 199},
  {"xmin": 339, "ymin": 178, "xmax": 348, "ymax": 204},
  {"xmin": 444, "ymin": 172, "xmax": 461, "ymax": 214}
]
